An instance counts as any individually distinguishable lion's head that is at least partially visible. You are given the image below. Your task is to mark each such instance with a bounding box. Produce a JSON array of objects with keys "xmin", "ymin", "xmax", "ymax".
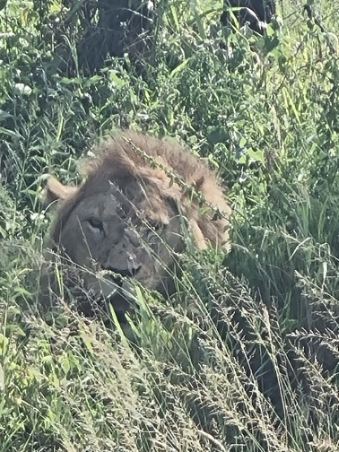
[{"xmin": 42, "ymin": 132, "xmax": 231, "ymax": 320}]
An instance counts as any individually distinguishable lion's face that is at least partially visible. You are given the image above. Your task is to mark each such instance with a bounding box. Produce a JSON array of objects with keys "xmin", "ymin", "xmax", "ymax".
[
  {"xmin": 46, "ymin": 176, "xmax": 184, "ymax": 320},
  {"xmin": 43, "ymin": 132, "xmax": 231, "ymax": 321}
]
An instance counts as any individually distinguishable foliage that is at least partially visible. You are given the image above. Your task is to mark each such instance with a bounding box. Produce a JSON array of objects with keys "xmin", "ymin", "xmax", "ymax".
[{"xmin": 0, "ymin": 0, "xmax": 338, "ymax": 450}]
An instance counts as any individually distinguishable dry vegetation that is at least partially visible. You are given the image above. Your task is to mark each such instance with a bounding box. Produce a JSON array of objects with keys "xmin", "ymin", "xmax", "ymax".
[{"xmin": 0, "ymin": 0, "xmax": 339, "ymax": 450}]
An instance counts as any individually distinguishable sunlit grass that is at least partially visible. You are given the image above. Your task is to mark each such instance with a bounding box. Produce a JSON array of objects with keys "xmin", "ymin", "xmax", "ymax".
[{"xmin": 0, "ymin": 0, "xmax": 338, "ymax": 450}]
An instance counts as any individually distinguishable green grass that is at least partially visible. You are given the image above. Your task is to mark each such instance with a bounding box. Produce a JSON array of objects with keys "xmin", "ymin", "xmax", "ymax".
[{"xmin": 1, "ymin": 0, "xmax": 339, "ymax": 450}]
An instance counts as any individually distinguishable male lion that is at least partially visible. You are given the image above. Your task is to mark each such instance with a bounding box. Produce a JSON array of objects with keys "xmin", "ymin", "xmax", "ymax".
[{"xmin": 42, "ymin": 131, "xmax": 231, "ymax": 321}]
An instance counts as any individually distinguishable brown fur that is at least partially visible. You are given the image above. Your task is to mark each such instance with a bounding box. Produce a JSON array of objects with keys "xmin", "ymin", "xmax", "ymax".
[{"xmin": 49, "ymin": 131, "xmax": 231, "ymax": 250}]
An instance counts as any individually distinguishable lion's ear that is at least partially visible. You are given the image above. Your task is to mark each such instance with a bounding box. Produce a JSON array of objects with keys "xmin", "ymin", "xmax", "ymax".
[{"xmin": 44, "ymin": 176, "xmax": 78, "ymax": 205}]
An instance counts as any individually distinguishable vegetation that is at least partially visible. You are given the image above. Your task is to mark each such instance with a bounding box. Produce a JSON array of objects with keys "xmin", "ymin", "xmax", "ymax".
[{"xmin": 1, "ymin": 0, "xmax": 338, "ymax": 450}]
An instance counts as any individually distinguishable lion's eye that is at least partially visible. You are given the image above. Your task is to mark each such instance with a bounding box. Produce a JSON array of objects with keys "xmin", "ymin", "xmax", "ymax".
[
  {"xmin": 117, "ymin": 205, "xmax": 127, "ymax": 220},
  {"xmin": 87, "ymin": 217, "xmax": 104, "ymax": 233}
]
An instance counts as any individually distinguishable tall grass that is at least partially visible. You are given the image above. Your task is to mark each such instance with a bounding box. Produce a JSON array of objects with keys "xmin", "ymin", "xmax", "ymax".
[{"xmin": 0, "ymin": 0, "xmax": 338, "ymax": 450}]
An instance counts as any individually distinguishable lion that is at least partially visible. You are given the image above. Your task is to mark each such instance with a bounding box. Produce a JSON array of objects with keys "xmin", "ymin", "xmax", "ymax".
[{"xmin": 41, "ymin": 131, "xmax": 232, "ymax": 321}]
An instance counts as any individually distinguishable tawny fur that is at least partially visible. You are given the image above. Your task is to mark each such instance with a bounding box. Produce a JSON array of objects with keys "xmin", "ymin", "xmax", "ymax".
[
  {"xmin": 91, "ymin": 131, "xmax": 232, "ymax": 249},
  {"xmin": 49, "ymin": 131, "xmax": 232, "ymax": 250}
]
